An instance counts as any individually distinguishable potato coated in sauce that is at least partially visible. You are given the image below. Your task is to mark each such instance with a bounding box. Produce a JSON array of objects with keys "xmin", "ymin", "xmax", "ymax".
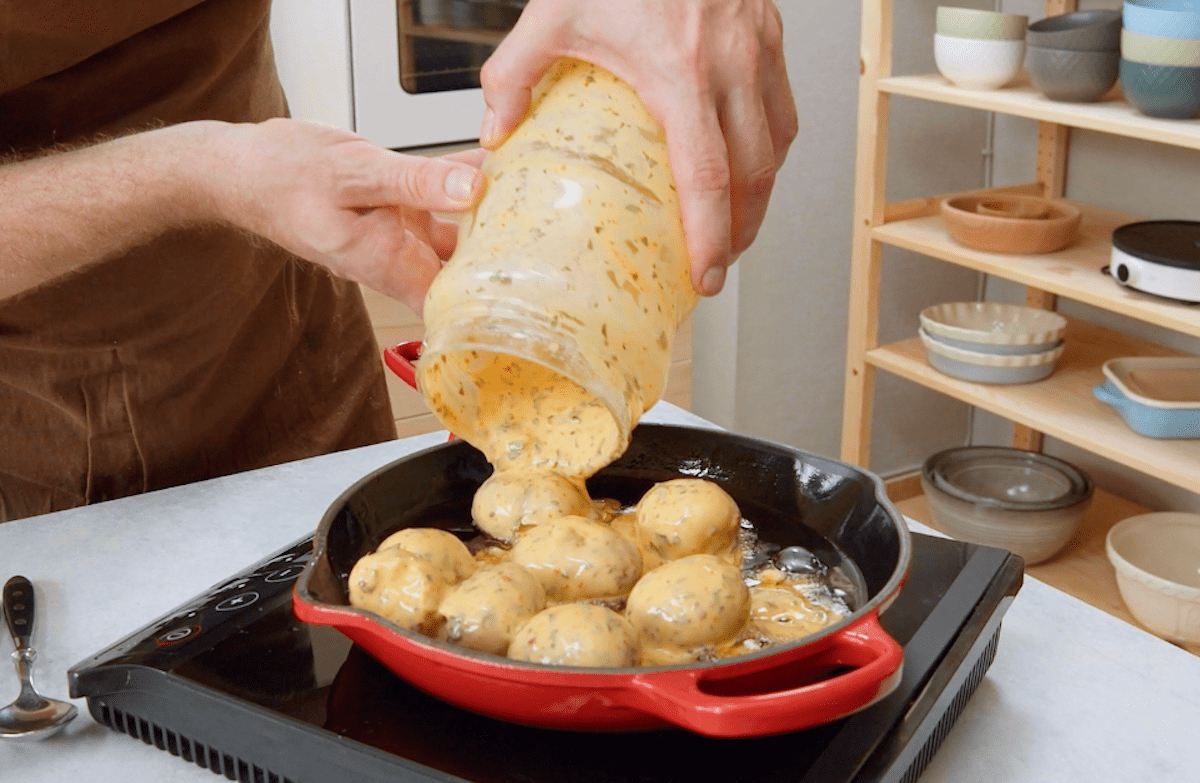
[
  {"xmin": 508, "ymin": 603, "xmax": 639, "ymax": 667},
  {"xmin": 625, "ymin": 554, "xmax": 751, "ymax": 665},
  {"xmin": 509, "ymin": 515, "xmax": 643, "ymax": 602},
  {"xmin": 635, "ymin": 478, "xmax": 742, "ymax": 570},
  {"xmin": 437, "ymin": 562, "xmax": 547, "ymax": 655},
  {"xmin": 471, "ymin": 470, "xmax": 595, "ymax": 542},
  {"xmin": 349, "ymin": 549, "xmax": 449, "ymax": 636},
  {"xmin": 377, "ymin": 527, "xmax": 477, "ymax": 583}
]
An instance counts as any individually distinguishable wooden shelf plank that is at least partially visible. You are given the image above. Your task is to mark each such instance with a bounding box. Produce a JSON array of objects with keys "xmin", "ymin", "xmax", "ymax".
[
  {"xmin": 867, "ymin": 318, "xmax": 1200, "ymax": 495},
  {"xmin": 896, "ymin": 489, "xmax": 1200, "ymax": 657},
  {"xmin": 872, "ymin": 196, "xmax": 1200, "ymax": 340},
  {"xmin": 880, "ymin": 74, "xmax": 1200, "ymax": 152}
]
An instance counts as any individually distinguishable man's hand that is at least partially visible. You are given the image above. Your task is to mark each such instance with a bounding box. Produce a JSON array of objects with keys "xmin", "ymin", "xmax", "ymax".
[
  {"xmin": 479, "ymin": 0, "xmax": 797, "ymax": 296},
  {"xmin": 221, "ymin": 120, "xmax": 485, "ymax": 315},
  {"xmin": 0, "ymin": 120, "xmax": 485, "ymax": 312}
]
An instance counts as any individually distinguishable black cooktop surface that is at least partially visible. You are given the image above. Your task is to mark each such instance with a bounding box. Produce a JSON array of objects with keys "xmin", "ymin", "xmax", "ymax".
[{"xmin": 70, "ymin": 532, "xmax": 1022, "ymax": 783}]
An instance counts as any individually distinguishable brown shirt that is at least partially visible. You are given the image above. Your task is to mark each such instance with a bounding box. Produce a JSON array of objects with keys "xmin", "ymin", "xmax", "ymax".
[{"xmin": 0, "ymin": 0, "xmax": 397, "ymax": 521}]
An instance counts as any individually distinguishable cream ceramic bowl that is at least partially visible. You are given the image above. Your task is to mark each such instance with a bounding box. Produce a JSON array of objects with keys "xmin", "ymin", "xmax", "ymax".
[
  {"xmin": 1122, "ymin": 28, "xmax": 1200, "ymax": 67},
  {"xmin": 935, "ymin": 34, "xmax": 1026, "ymax": 89},
  {"xmin": 936, "ymin": 6, "xmax": 1028, "ymax": 40},
  {"xmin": 920, "ymin": 302, "xmax": 1067, "ymax": 354},
  {"xmin": 1106, "ymin": 512, "xmax": 1200, "ymax": 645}
]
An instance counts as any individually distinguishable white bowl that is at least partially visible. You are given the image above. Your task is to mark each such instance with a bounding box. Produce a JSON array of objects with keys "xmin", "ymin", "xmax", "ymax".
[
  {"xmin": 935, "ymin": 33, "xmax": 1026, "ymax": 89},
  {"xmin": 920, "ymin": 302, "xmax": 1067, "ymax": 354},
  {"xmin": 1106, "ymin": 512, "xmax": 1200, "ymax": 645},
  {"xmin": 919, "ymin": 328, "xmax": 1064, "ymax": 384}
]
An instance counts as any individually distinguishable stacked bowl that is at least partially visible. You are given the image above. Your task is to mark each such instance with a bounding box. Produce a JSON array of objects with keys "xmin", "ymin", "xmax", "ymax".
[
  {"xmin": 935, "ymin": 6, "xmax": 1028, "ymax": 89},
  {"xmin": 1025, "ymin": 10, "xmax": 1122, "ymax": 102},
  {"xmin": 919, "ymin": 301, "xmax": 1067, "ymax": 385},
  {"xmin": 1122, "ymin": 0, "xmax": 1200, "ymax": 118}
]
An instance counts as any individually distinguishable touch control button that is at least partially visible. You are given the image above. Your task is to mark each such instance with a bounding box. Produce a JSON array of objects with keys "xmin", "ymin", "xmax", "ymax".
[
  {"xmin": 264, "ymin": 566, "xmax": 305, "ymax": 583},
  {"xmin": 156, "ymin": 624, "xmax": 202, "ymax": 646},
  {"xmin": 215, "ymin": 591, "xmax": 260, "ymax": 612}
]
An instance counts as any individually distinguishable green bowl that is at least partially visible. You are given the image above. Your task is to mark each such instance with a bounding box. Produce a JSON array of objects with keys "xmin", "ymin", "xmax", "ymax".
[{"xmin": 936, "ymin": 6, "xmax": 1028, "ymax": 40}]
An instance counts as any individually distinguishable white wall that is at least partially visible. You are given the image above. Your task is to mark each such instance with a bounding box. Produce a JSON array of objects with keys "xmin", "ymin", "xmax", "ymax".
[{"xmin": 693, "ymin": 0, "xmax": 994, "ymax": 469}]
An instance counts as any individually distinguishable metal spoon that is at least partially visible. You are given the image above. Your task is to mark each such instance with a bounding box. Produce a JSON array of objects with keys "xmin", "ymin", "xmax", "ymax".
[{"xmin": 0, "ymin": 576, "xmax": 78, "ymax": 741}]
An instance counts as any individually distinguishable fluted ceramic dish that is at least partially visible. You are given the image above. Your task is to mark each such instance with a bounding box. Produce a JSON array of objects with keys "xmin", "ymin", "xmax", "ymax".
[
  {"xmin": 936, "ymin": 6, "xmax": 1028, "ymax": 40},
  {"xmin": 920, "ymin": 302, "xmax": 1067, "ymax": 355},
  {"xmin": 919, "ymin": 329, "xmax": 1064, "ymax": 384},
  {"xmin": 942, "ymin": 194, "xmax": 1082, "ymax": 254},
  {"xmin": 1106, "ymin": 512, "xmax": 1200, "ymax": 645},
  {"xmin": 1026, "ymin": 9, "xmax": 1122, "ymax": 51}
]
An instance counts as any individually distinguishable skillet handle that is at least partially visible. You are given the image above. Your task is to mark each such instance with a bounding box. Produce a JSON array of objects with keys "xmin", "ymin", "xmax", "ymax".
[
  {"xmin": 383, "ymin": 342, "xmax": 457, "ymax": 441},
  {"xmin": 626, "ymin": 612, "xmax": 903, "ymax": 738},
  {"xmin": 383, "ymin": 342, "xmax": 423, "ymax": 390}
]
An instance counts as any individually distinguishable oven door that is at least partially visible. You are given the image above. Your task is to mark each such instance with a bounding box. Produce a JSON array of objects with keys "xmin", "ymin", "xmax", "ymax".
[{"xmin": 350, "ymin": 0, "xmax": 523, "ymax": 149}]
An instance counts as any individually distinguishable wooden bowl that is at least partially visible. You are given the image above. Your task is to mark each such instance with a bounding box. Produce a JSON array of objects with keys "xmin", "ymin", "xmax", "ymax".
[{"xmin": 941, "ymin": 194, "xmax": 1082, "ymax": 254}]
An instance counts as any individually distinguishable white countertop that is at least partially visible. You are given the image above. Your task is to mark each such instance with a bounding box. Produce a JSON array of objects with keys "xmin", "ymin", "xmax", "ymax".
[{"xmin": 2, "ymin": 402, "xmax": 1198, "ymax": 781}]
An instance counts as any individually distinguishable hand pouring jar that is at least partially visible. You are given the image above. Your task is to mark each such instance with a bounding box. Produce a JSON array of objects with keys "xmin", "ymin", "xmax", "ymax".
[{"xmin": 417, "ymin": 58, "xmax": 698, "ymax": 477}]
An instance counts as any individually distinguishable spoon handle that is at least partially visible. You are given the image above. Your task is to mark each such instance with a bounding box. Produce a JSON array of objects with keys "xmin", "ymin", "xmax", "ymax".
[{"xmin": 3, "ymin": 576, "xmax": 34, "ymax": 652}]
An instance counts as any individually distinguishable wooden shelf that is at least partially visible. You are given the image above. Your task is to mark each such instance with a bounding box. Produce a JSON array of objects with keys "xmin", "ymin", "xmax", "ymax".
[
  {"xmin": 895, "ymin": 488, "xmax": 1200, "ymax": 657},
  {"xmin": 880, "ymin": 74, "xmax": 1200, "ymax": 152},
  {"xmin": 873, "ymin": 193, "xmax": 1200, "ymax": 340},
  {"xmin": 868, "ymin": 317, "xmax": 1200, "ymax": 495}
]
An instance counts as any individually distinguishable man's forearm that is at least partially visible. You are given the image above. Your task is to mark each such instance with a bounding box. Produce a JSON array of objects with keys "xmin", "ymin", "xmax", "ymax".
[{"xmin": 0, "ymin": 122, "xmax": 226, "ymax": 301}]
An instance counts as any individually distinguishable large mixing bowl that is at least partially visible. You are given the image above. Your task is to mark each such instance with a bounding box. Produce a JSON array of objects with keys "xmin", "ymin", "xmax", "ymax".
[
  {"xmin": 921, "ymin": 446, "xmax": 1093, "ymax": 564},
  {"xmin": 294, "ymin": 424, "xmax": 911, "ymax": 738}
]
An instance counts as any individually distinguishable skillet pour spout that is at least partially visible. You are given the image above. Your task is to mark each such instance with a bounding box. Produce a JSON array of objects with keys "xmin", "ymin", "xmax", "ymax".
[{"xmin": 294, "ymin": 424, "xmax": 911, "ymax": 737}]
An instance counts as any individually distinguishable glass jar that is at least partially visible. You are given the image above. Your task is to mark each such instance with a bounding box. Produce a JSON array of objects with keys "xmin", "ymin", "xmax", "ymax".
[{"xmin": 418, "ymin": 58, "xmax": 697, "ymax": 478}]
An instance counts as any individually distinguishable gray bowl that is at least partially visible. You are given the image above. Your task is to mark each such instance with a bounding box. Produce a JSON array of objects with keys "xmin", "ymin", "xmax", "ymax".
[
  {"xmin": 1120, "ymin": 58, "xmax": 1200, "ymax": 118},
  {"xmin": 1026, "ymin": 46, "xmax": 1120, "ymax": 102},
  {"xmin": 1026, "ymin": 10, "xmax": 1122, "ymax": 51}
]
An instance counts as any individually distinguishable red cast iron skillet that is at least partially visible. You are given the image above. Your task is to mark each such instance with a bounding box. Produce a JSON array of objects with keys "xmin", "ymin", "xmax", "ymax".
[{"xmin": 294, "ymin": 410, "xmax": 911, "ymax": 738}]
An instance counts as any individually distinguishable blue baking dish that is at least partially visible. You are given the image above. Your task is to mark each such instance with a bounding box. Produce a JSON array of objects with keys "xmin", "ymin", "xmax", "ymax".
[{"xmin": 1093, "ymin": 380, "xmax": 1200, "ymax": 439}]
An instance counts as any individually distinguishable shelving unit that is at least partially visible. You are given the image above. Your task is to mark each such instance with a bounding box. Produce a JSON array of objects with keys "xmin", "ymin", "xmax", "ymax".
[{"xmin": 845, "ymin": 0, "xmax": 1200, "ymax": 643}]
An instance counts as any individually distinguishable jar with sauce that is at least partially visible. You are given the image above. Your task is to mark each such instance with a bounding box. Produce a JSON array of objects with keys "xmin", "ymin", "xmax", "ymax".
[{"xmin": 418, "ymin": 58, "xmax": 697, "ymax": 479}]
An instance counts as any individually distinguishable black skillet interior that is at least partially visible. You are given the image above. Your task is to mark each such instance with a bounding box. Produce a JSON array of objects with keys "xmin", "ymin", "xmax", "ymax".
[{"xmin": 309, "ymin": 424, "xmax": 905, "ymax": 616}]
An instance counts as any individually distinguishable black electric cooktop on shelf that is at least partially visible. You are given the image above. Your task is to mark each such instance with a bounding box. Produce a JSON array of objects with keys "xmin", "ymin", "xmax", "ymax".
[{"xmin": 69, "ymin": 533, "xmax": 1023, "ymax": 783}]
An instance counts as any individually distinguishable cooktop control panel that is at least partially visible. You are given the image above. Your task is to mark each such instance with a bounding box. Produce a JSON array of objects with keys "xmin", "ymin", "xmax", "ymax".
[{"xmin": 70, "ymin": 537, "xmax": 314, "ymax": 674}]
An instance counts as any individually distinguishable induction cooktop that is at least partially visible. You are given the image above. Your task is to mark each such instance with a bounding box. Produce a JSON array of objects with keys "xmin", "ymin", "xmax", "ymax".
[{"xmin": 69, "ymin": 532, "xmax": 1022, "ymax": 783}]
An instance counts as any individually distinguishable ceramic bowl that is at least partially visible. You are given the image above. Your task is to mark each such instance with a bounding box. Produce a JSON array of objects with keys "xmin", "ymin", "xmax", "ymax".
[
  {"xmin": 935, "ymin": 34, "xmax": 1026, "ymax": 90},
  {"xmin": 922, "ymin": 446, "xmax": 1093, "ymax": 565},
  {"xmin": 919, "ymin": 329, "xmax": 1064, "ymax": 384},
  {"xmin": 1026, "ymin": 46, "xmax": 1120, "ymax": 102},
  {"xmin": 941, "ymin": 194, "xmax": 1082, "ymax": 254},
  {"xmin": 920, "ymin": 302, "xmax": 1067, "ymax": 354},
  {"xmin": 1120, "ymin": 59, "xmax": 1200, "ymax": 118},
  {"xmin": 1122, "ymin": 28, "xmax": 1200, "ymax": 67},
  {"xmin": 936, "ymin": 6, "xmax": 1028, "ymax": 40},
  {"xmin": 1026, "ymin": 9, "xmax": 1122, "ymax": 51},
  {"xmin": 1106, "ymin": 512, "xmax": 1200, "ymax": 645},
  {"xmin": 1124, "ymin": 1, "xmax": 1200, "ymax": 40}
]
